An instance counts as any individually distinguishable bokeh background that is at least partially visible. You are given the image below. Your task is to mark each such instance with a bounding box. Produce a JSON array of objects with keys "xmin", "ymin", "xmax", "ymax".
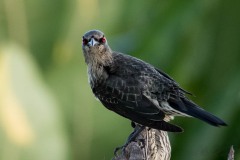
[{"xmin": 0, "ymin": 0, "xmax": 240, "ymax": 159}]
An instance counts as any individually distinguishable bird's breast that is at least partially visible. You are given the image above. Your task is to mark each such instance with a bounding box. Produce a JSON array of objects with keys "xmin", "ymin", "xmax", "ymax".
[{"xmin": 87, "ymin": 64, "xmax": 109, "ymax": 88}]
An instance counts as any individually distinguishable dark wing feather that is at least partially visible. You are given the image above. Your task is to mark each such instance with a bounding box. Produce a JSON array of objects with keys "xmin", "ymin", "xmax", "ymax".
[
  {"xmin": 154, "ymin": 67, "xmax": 192, "ymax": 95},
  {"xmin": 94, "ymin": 75, "xmax": 164, "ymax": 120}
]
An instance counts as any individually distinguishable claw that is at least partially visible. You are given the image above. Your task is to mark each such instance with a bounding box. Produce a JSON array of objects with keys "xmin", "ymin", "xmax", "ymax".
[
  {"xmin": 114, "ymin": 144, "xmax": 127, "ymax": 156},
  {"xmin": 114, "ymin": 125, "xmax": 145, "ymax": 156}
]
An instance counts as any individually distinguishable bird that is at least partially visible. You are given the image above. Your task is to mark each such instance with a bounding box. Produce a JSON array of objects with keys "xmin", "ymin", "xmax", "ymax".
[{"xmin": 82, "ymin": 29, "xmax": 227, "ymax": 133}]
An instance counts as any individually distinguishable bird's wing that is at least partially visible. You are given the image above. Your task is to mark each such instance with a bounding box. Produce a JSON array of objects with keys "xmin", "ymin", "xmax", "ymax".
[
  {"xmin": 94, "ymin": 74, "xmax": 164, "ymax": 121},
  {"xmin": 154, "ymin": 67, "xmax": 192, "ymax": 95}
]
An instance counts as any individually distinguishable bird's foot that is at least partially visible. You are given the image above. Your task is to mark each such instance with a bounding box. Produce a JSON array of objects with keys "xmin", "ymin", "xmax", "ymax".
[
  {"xmin": 114, "ymin": 125, "xmax": 145, "ymax": 156},
  {"xmin": 114, "ymin": 145, "xmax": 126, "ymax": 156}
]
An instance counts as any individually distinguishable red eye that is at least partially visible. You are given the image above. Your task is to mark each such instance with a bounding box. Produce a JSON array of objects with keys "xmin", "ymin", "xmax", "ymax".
[
  {"xmin": 99, "ymin": 37, "xmax": 106, "ymax": 43},
  {"xmin": 82, "ymin": 38, "xmax": 88, "ymax": 45}
]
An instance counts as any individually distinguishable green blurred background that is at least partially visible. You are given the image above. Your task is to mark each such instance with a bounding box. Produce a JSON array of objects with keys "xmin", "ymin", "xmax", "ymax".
[{"xmin": 0, "ymin": 0, "xmax": 239, "ymax": 159}]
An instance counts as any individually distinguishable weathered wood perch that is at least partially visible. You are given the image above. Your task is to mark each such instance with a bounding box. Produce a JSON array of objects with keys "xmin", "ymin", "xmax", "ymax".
[{"xmin": 112, "ymin": 125, "xmax": 171, "ymax": 160}]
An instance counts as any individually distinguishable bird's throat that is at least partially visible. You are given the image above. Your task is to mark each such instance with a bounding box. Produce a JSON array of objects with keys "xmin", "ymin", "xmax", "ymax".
[{"xmin": 86, "ymin": 53, "xmax": 113, "ymax": 87}]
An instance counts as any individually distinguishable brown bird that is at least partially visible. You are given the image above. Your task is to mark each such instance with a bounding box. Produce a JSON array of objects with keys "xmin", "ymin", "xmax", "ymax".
[{"xmin": 82, "ymin": 29, "xmax": 227, "ymax": 133}]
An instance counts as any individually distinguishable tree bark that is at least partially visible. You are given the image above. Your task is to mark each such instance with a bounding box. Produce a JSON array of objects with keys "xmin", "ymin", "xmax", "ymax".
[{"xmin": 112, "ymin": 125, "xmax": 171, "ymax": 160}]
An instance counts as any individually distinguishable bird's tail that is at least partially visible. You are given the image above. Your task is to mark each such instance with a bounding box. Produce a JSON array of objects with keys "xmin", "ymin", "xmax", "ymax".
[
  {"xmin": 179, "ymin": 98, "xmax": 227, "ymax": 126},
  {"xmin": 146, "ymin": 120, "xmax": 183, "ymax": 132}
]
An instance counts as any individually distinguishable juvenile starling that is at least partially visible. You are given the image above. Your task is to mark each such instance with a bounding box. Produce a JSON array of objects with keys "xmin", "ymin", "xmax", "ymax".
[{"xmin": 82, "ymin": 30, "xmax": 227, "ymax": 132}]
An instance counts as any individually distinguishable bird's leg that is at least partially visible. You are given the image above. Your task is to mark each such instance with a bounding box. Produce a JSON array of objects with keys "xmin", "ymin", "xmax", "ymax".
[
  {"xmin": 114, "ymin": 125, "xmax": 145, "ymax": 156},
  {"xmin": 131, "ymin": 121, "xmax": 136, "ymax": 128}
]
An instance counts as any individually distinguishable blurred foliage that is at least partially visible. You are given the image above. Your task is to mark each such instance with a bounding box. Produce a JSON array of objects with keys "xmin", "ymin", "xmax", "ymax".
[{"xmin": 0, "ymin": 0, "xmax": 240, "ymax": 160}]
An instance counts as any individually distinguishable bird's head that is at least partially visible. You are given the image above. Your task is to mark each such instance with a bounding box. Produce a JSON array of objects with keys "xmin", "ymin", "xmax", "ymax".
[{"xmin": 82, "ymin": 30, "xmax": 112, "ymax": 66}]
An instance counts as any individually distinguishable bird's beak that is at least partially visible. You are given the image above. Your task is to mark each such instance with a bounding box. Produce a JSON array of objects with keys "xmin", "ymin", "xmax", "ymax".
[{"xmin": 88, "ymin": 38, "xmax": 98, "ymax": 47}]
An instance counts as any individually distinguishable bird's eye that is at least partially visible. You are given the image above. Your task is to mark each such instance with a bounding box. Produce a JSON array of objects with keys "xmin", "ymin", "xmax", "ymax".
[
  {"xmin": 99, "ymin": 37, "xmax": 106, "ymax": 43},
  {"xmin": 82, "ymin": 38, "xmax": 88, "ymax": 45}
]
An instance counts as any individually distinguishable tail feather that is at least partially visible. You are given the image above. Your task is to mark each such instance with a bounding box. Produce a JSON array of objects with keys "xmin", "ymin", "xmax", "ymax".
[
  {"xmin": 149, "ymin": 120, "xmax": 183, "ymax": 132},
  {"xmin": 131, "ymin": 114, "xmax": 184, "ymax": 132},
  {"xmin": 170, "ymin": 98, "xmax": 227, "ymax": 126}
]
